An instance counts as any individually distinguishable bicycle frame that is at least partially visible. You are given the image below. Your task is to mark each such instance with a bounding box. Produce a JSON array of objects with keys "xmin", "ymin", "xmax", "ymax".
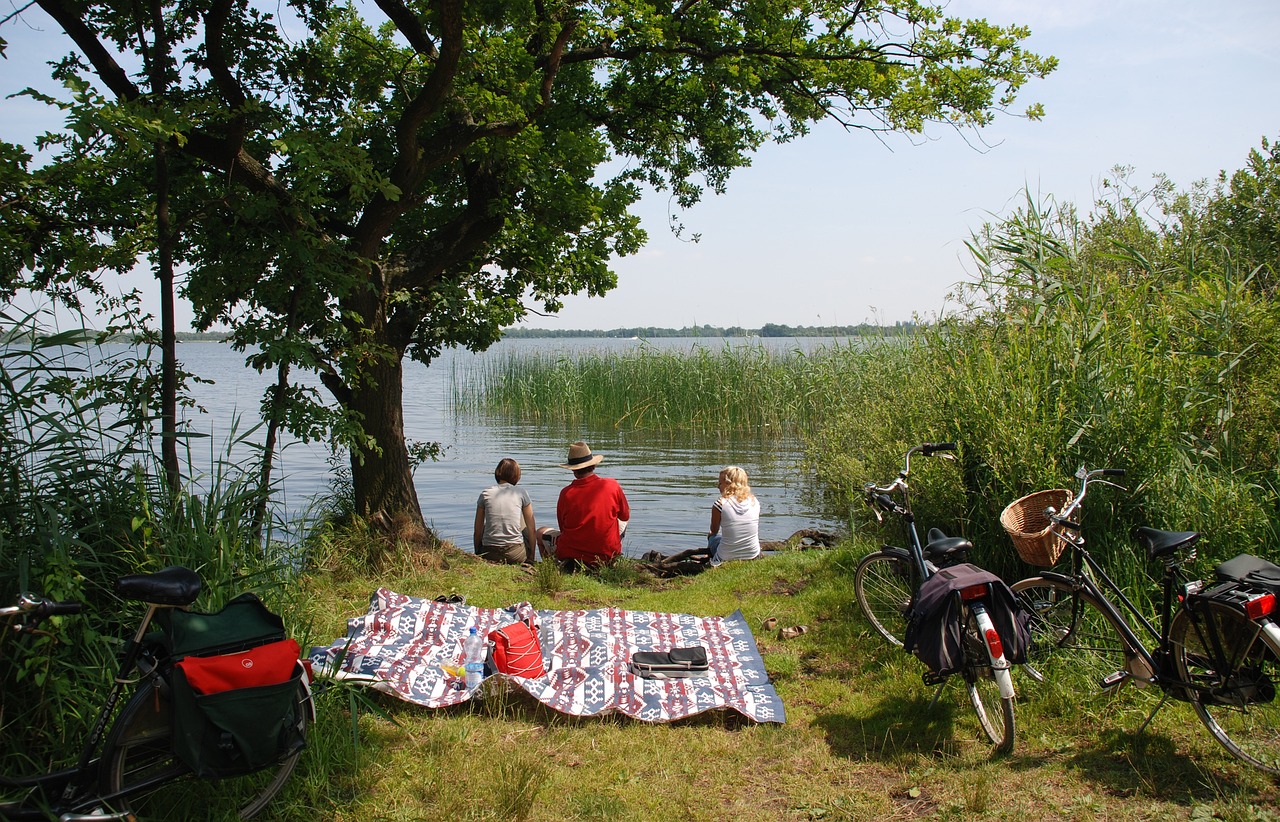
[
  {"xmin": 1032, "ymin": 466, "xmax": 1267, "ymax": 697},
  {"xmin": 1017, "ymin": 465, "xmax": 1280, "ymax": 772},
  {"xmin": 1, "ymin": 572, "xmax": 199, "ymax": 821},
  {"xmin": 859, "ymin": 442, "xmax": 1017, "ymax": 750},
  {"xmin": 1034, "ymin": 467, "xmax": 1191, "ymax": 683}
]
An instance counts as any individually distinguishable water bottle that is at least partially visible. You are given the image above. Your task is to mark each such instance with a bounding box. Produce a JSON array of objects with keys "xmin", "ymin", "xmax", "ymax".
[{"xmin": 463, "ymin": 627, "xmax": 486, "ymax": 693}]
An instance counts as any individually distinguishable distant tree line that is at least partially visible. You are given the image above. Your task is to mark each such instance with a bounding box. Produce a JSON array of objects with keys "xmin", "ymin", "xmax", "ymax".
[{"xmin": 503, "ymin": 322, "xmax": 918, "ymax": 339}]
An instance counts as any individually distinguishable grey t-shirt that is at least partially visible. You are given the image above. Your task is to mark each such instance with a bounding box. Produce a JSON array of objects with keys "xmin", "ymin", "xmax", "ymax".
[{"xmin": 478, "ymin": 483, "xmax": 532, "ymax": 546}]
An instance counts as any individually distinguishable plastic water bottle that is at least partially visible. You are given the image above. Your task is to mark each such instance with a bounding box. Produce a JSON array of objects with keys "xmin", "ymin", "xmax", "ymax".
[{"xmin": 463, "ymin": 627, "xmax": 486, "ymax": 693}]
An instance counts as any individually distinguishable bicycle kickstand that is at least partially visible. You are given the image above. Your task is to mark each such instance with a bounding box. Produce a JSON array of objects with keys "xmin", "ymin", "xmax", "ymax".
[
  {"xmin": 927, "ymin": 680, "xmax": 948, "ymax": 710},
  {"xmin": 1134, "ymin": 693, "xmax": 1171, "ymax": 737}
]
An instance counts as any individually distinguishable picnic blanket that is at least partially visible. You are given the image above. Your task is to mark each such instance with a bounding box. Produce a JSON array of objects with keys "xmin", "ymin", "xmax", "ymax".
[{"xmin": 309, "ymin": 588, "xmax": 785, "ymax": 724}]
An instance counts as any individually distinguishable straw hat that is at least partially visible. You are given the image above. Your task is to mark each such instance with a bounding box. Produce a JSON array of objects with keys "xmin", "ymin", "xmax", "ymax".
[{"xmin": 560, "ymin": 441, "xmax": 604, "ymax": 470}]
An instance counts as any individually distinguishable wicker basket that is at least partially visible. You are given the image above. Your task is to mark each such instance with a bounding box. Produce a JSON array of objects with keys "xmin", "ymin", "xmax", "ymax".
[{"xmin": 1000, "ymin": 488, "xmax": 1074, "ymax": 567}]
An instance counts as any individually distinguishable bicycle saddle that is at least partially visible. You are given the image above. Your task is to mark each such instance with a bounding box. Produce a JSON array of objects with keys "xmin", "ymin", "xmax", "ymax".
[
  {"xmin": 1132, "ymin": 526, "xmax": 1199, "ymax": 561},
  {"xmin": 115, "ymin": 566, "xmax": 202, "ymax": 606},
  {"xmin": 924, "ymin": 527, "xmax": 973, "ymax": 558}
]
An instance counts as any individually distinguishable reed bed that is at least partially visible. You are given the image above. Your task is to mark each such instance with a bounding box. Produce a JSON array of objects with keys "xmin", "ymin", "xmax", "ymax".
[{"xmin": 451, "ymin": 341, "xmax": 863, "ymax": 436}]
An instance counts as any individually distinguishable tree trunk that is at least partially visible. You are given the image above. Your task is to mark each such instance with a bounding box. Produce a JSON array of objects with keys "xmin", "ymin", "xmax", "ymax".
[
  {"xmin": 155, "ymin": 142, "xmax": 180, "ymax": 497},
  {"xmin": 346, "ymin": 351, "xmax": 424, "ymax": 525}
]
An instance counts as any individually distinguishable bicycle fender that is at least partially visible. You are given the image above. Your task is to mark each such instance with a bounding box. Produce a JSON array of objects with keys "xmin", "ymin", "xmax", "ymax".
[
  {"xmin": 1031, "ymin": 570, "xmax": 1082, "ymax": 590},
  {"xmin": 972, "ymin": 606, "xmax": 1016, "ymax": 700},
  {"xmin": 297, "ymin": 661, "xmax": 318, "ymax": 723},
  {"xmin": 1263, "ymin": 620, "xmax": 1280, "ymax": 652},
  {"xmin": 878, "ymin": 546, "xmax": 913, "ymax": 561}
]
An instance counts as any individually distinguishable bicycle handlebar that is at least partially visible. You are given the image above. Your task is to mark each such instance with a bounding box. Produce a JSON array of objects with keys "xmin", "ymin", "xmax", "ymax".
[
  {"xmin": 1047, "ymin": 466, "xmax": 1127, "ymax": 526},
  {"xmin": 863, "ymin": 442, "xmax": 959, "ymax": 522},
  {"xmin": 868, "ymin": 442, "xmax": 959, "ymax": 492},
  {"xmin": 2, "ymin": 595, "xmax": 83, "ymax": 629}
]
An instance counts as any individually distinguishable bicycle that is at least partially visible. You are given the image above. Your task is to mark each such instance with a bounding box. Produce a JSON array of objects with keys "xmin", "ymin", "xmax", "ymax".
[
  {"xmin": 1, "ymin": 566, "xmax": 313, "ymax": 820},
  {"xmin": 1007, "ymin": 466, "xmax": 1280, "ymax": 773},
  {"xmin": 854, "ymin": 442, "xmax": 1020, "ymax": 752}
]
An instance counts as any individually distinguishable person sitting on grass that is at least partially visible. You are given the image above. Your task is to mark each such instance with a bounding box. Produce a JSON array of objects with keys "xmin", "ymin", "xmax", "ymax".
[
  {"xmin": 706, "ymin": 465, "xmax": 761, "ymax": 566},
  {"xmin": 474, "ymin": 458, "xmax": 543, "ymax": 564},
  {"xmin": 538, "ymin": 441, "xmax": 630, "ymax": 569}
]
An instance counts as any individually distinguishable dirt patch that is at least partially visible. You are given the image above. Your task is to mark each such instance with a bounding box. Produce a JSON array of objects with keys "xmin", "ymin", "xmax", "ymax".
[{"xmin": 769, "ymin": 577, "xmax": 811, "ymax": 597}]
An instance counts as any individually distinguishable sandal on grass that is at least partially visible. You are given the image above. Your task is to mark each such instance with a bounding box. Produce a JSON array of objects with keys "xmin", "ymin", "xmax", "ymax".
[
  {"xmin": 778, "ymin": 625, "xmax": 808, "ymax": 640},
  {"xmin": 761, "ymin": 617, "xmax": 779, "ymax": 632}
]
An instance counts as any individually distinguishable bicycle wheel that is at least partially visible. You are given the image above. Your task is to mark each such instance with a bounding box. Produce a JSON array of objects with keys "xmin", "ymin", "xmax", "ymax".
[
  {"xmin": 1172, "ymin": 600, "xmax": 1280, "ymax": 773},
  {"xmin": 102, "ymin": 678, "xmax": 310, "ymax": 820},
  {"xmin": 962, "ymin": 608, "xmax": 1015, "ymax": 752},
  {"xmin": 1011, "ymin": 576, "xmax": 1132, "ymax": 691},
  {"xmin": 854, "ymin": 550, "xmax": 917, "ymax": 647}
]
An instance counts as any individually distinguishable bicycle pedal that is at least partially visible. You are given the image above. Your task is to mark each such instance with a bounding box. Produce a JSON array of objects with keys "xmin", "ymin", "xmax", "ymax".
[
  {"xmin": 1100, "ymin": 670, "xmax": 1128, "ymax": 691},
  {"xmin": 922, "ymin": 670, "xmax": 947, "ymax": 687}
]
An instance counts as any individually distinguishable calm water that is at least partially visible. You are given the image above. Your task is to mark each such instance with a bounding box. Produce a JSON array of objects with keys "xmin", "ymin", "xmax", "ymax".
[{"xmin": 173, "ymin": 338, "xmax": 844, "ymax": 557}]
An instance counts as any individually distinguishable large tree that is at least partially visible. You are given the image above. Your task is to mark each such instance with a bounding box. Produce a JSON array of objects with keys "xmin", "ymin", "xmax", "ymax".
[{"xmin": 7, "ymin": 0, "xmax": 1054, "ymax": 528}]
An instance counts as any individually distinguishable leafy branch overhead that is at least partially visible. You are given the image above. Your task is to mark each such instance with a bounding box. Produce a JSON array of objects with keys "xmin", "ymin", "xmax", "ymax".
[{"xmin": 6, "ymin": 0, "xmax": 1054, "ymax": 523}]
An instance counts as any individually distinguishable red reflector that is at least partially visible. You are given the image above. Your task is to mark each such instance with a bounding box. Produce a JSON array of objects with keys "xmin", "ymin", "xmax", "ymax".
[
  {"xmin": 1246, "ymin": 592, "xmax": 1275, "ymax": 621},
  {"xmin": 984, "ymin": 627, "xmax": 1005, "ymax": 659},
  {"xmin": 960, "ymin": 584, "xmax": 988, "ymax": 601}
]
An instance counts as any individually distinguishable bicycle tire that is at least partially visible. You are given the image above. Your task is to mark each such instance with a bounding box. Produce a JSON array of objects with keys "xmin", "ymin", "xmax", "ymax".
[
  {"xmin": 1171, "ymin": 600, "xmax": 1280, "ymax": 774},
  {"xmin": 854, "ymin": 550, "xmax": 917, "ymax": 647},
  {"xmin": 962, "ymin": 608, "xmax": 1015, "ymax": 752},
  {"xmin": 101, "ymin": 677, "xmax": 310, "ymax": 820},
  {"xmin": 1011, "ymin": 576, "xmax": 1133, "ymax": 692}
]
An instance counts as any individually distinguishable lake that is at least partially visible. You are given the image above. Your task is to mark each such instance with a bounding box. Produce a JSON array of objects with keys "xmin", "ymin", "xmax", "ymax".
[{"xmin": 173, "ymin": 337, "xmax": 845, "ymax": 558}]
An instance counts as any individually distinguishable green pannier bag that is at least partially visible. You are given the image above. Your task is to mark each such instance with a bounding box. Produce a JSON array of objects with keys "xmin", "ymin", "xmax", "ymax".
[{"xmin": 164, "ymin": 593, "xmax": 306, "ymax": 777}]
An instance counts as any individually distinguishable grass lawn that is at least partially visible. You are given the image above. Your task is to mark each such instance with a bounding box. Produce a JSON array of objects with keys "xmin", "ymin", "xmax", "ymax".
[{"xmin": 283, "ymin": 541, "xmax": 1280, "ymax": 821}]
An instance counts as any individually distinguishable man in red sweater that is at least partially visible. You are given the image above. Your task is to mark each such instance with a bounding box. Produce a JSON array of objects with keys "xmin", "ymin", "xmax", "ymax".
[{"xmin": 539, "ymin": 442, "xmax": 631, "ymax": 568}]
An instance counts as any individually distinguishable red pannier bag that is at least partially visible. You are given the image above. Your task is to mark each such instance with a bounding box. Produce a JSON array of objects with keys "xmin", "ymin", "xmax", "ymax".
[
  {"xmin": 176, "ymin": 638, "xmax": 301, "ymax": 695},
  {"xmin": 488, "ymin": 619, "xmax": 546, "ymax": 678}
]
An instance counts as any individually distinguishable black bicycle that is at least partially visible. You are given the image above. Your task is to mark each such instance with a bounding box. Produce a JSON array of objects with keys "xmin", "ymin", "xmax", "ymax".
[
  {"xmin": 1, "ymin": 567, "xmax": 313, "ymax": 820},
  {"xmin": 1007, "ymin": 466, "xmax": 1280, "ymax": 773},
  {"xmin": 854, "ymin": 443, "xmax": 1019, "ymax": 752}
]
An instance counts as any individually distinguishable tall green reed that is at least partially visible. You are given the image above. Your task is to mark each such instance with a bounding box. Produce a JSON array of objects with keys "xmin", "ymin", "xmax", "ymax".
[
  {"xmin": 807, "ymin": 187, "xmax": 1280, "ymax": 589},
  {"xmin": 0, "ymin": 310, "xmax": 296, "ymax": 770}
]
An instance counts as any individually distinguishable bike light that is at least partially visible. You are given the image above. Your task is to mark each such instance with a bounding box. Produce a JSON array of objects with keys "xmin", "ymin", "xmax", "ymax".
[
  {"xmin": 1245, "ymin": 592, "xmax": 1275, "ymax": 621},
  {"xmin": 960, "ymin": 584, "xmax": 989, "ymax": 601},
  {"xmin": 984, "ymin": 627, "xmax": 1005, "ymax": 659}
]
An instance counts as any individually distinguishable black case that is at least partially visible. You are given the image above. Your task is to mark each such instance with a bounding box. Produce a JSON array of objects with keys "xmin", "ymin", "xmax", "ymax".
[{"xmin": 630, "ymin": 646, "xmax": 709, "ymax": 678}]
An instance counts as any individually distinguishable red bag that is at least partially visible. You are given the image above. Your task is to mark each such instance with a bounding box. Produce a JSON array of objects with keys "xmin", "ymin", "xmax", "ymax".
[
  {"xmin": 488, "ymin": 619, "xmax": 545, "ymax": 678},
  {"xmin": 176, "ymin": 638, "xmax": 301, "ymax": 695}
]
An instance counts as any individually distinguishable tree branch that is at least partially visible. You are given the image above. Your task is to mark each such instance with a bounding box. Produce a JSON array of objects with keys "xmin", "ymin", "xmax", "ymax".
[
  {"xmin": 205, "ymin": 0, "xmax": 248, "ymax": 110},
  {"xmin": 36, "ymin": 0, "xmax": 141, "ymax": 101},
  {"xmin": 374, "ymin": 0, "xmax": 439, "ymax": 59}
]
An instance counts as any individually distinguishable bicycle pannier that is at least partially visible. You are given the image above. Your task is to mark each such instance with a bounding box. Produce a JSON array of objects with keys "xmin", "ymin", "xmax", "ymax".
[
  {"xmin": 1215, "ymin": 554, "xmax": 1280, "ymax": 595},
  {"xmin": 166, "ymin": 594, "xmax": 305, "ymax": 777},
  {"xmin": 904, "ymin": 564, "xmax": 1030, "ymax": 677}
]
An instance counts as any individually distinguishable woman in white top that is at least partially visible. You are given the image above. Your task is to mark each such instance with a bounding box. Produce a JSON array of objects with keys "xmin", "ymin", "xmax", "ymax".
[{"xmin": 706, "ymin": 466, "xmax": 761, "ymax": 566}]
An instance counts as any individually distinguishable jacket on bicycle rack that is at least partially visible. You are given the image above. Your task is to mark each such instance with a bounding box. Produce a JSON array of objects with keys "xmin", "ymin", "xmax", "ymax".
[{"xmin": 903, "ymin": 563, "xmax": 1031, "ymax": 678}]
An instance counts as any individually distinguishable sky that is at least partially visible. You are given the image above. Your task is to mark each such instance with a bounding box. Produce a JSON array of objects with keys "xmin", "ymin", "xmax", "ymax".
[{"xmin": 3, "ymin": 0, "xmax": 1278, "ymax": 332}]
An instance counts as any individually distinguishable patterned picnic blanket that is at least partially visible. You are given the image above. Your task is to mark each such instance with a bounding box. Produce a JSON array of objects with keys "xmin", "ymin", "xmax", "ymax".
[{"xmin": 309, "ymin": 588, "xmax": 785, "ymax": 724}]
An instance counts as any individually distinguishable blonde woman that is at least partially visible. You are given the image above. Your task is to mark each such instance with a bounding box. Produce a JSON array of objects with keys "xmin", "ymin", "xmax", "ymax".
[{"xmin": 707, "ymin": 466, "xmax": 761, "ymax": 566}]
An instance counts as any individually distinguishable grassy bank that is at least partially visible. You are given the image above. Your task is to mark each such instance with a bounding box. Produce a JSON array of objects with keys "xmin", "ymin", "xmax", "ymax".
[{"xmin": 274, "ymin": 541, "xmax": 1279, "ymax": 821}]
